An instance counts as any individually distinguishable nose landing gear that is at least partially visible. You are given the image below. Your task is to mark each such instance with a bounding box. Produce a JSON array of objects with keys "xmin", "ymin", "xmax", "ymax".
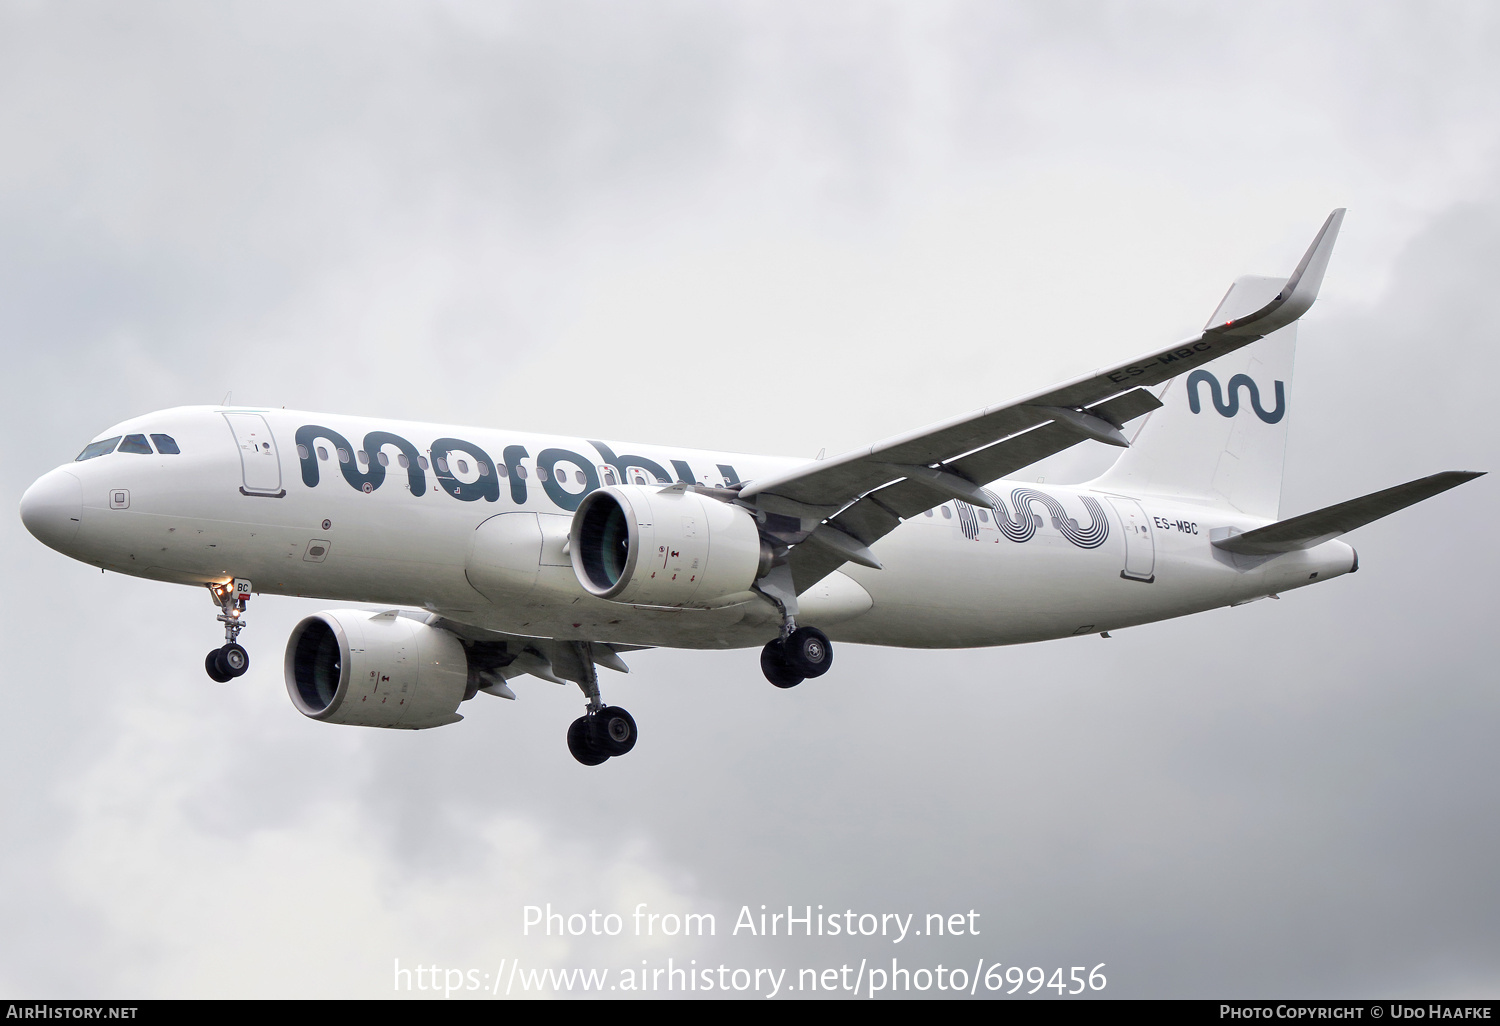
[
  {"xmin": 204, "ymin": 579, "xmax": 252, "ymax": 681},
  {"xmin": 204, "ymin": 643, "xmax": 249, "ymax": 682}
]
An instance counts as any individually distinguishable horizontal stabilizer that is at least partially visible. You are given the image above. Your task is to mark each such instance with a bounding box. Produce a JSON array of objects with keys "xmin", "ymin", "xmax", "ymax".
[{"xmin": 1212, "ymin": 471, "xmax": 1484, "ymax": 555}]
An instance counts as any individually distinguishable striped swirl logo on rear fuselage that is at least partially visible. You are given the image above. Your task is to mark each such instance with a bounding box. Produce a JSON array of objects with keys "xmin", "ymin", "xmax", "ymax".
[{"xmin": 972, "ymin": 488, "xmax": 1110, "ymax": 549}]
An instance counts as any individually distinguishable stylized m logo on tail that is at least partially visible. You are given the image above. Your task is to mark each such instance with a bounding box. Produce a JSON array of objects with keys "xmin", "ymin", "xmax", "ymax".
[{"xmin": 1187, "ymin": 370, "xmax": 1286, "ymax": 424}]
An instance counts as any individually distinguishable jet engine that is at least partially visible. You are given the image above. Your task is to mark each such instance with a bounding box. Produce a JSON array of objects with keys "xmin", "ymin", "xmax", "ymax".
[
  {"xmin": 285, "ymin": 609, "xmax": 472, "ymax": 729},
  {"xmin": 570, "ymin": 485, "xmax": 770, "ymax": 608}
]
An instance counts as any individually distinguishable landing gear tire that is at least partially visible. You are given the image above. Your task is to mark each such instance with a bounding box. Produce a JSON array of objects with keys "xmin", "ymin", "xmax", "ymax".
[
  {"xmin": 205, "ymin": 650, "xmax": 232, "ymax": 683},
  {"xmin": 567, "ymin": 715, "xmax": 610, "ymax": 766},
  {"xmin": 205, "ymin": 581, "xmax": 251, "ymax": 681},
  {"xmin": 760, "ymin": 639, "xmax": 805, "ymax": 689},
  {"xmin": 591, "ymin": 706, "xmax": 638, "ymax": 756},
  {"xmin": 218, "ymin": 643, "xmax": 250, "ymax": 677},
  {"xmin": 785, "ymin": 626, "xmax": 833, "ymax": 678}
]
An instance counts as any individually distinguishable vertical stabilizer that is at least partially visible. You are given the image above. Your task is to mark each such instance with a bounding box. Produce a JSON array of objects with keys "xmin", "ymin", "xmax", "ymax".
[{"xmin": 1090, "ymin": 275, "xmax": 1298, "ymax": 519}]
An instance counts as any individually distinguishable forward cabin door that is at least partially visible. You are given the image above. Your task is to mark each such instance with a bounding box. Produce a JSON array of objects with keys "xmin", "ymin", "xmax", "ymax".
[{"xmin": 223, "ymin": 413, "xmax": 285, "ymax": 497}]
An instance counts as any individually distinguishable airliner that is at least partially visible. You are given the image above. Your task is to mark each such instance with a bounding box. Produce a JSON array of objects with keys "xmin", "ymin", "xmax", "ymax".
[{"xmin": 18, "ymin": 210, "xmax": 1482, "ymax": 765}]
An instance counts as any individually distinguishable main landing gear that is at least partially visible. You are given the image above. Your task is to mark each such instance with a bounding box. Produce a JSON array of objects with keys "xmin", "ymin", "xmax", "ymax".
[
  {"xmin": 204, "ymin": 579, "xmax": 252, "ymax": 682},
  {"xmin": 565, "ymin": 642, "xmax": 638, "ymax": 766},
  {"xmin": 751, "ymin": 565, "xmax": 834, "ymax": 688},
  {"xmin": 759, "ymin": 621, "xmax": 833, "ymax": 689}
]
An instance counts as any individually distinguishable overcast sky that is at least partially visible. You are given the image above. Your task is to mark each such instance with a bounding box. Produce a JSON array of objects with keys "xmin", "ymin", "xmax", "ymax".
[{"xmin": 1, "ymin": 0, "xmax": 1496, "ymax": 999}]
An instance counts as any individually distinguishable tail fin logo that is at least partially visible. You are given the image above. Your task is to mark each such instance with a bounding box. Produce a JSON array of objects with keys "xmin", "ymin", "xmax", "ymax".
[{"xmin": 1186, "ymin": 371, "xmax": 1286, "ymax": 424}]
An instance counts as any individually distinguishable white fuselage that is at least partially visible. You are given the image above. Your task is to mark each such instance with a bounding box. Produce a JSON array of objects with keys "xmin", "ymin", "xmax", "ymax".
[{"xmin": 22, "ymin": 406, "xmax": 1357, "ymax": 651}]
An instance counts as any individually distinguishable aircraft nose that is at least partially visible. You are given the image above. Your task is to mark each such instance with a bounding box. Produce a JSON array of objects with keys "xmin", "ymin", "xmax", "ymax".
[{"xmin": 20, "ymin": 468, "xmax": 83, "ymax": 553}]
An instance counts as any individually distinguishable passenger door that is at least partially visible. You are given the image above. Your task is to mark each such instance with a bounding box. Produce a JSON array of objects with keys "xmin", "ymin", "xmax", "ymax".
[
  {"xmin": 223, "ymin": 413, "xmax": 284, "ymax": 497},
  {"xmin": 1107, "ymin": 496, "xmax": 1156, "ymax": 583}
]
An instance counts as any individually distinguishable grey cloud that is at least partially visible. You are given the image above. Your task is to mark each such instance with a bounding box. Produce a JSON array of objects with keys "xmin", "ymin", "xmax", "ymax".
[{"xmin": 1, "ymin": 0, "xmax": 1496, "ymax": 999}]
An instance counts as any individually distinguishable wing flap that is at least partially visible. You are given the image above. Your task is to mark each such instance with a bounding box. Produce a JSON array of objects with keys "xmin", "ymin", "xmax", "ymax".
[
  {"xmin": 946, "ymin": 420, "xmax": 1084, "ymax": 489},
  {"xmin": 830, "ymin": 491, "xmax": 903, "ymax": 545},
  {"xmin": 1089, "ymin": 386, "xmax": 1166, "ymax": 430},
  {"xmin": 422, "ymin": 613, "xmax": 644, "ymax": 686},
  {"xmin": 1212, "ymin": 471, "xmax": 1484, "ymax": 555}
]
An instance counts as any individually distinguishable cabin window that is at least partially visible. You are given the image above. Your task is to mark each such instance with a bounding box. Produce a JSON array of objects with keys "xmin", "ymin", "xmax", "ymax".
[
  {"xmin": 296, "ymin": 444, "xmax": 309, "ymax": 460},
  {"xmin": 75, "ymin": 437, "xmax": 122, "ymax": 461},
  {"xmin": 456, "ymin": 458, "xmax": 469, "ymax": 474},
  {"xmin": 357, "ymin": 450, "xmax": 368, "ymax": 466},
  {"xmin": 537, "ymin": 466, "xmax": 550, "ymax": 482},
  {"xmin": 601, "ymin": 466, "xmax": 617, "ymax": 486},
  {"xmin": 119, "ymin": 434, "xmax": 152, "ymax": 454},
  {"xmin": 497, "ymin": 463, "xmax": 508, "ymax": 477},
  {"xmin": 436, "ymin": 457, "xmax": 449, "ymax": 473},
  {"xmin": 516, "ymin": 465, "xmax": 528, "ymax": 479},
  {"xmin": 337, "ymin": 447, "xmax": 350, "ymax": 464},
  {"xmin": 477, "ymin": 461, "xmax": 490, "ymax": 476},
  {"xmin": 977, "ymin": 509, "xmax": 989, "ymax": 523},
  {"xmin": 317, "ymin": 446, "xmax": 329, "ymax": 461},
  {"xmin": 150, "ymin": 434, "xmax": 181, "ymax": 454},
  {"xmin": 397, "ymin": 454, "xmax": 409, "ymax": 469},
  {"xmin": 417, "ymin": 456, "xmax": 429, "ymax": 470},
  {"xmin": 377, "ymin": 452, "xmax": 389, "ymax": 467},
  {"xmin": 941, "ymin": 506, "xmax": 952, "ymax": 519}
]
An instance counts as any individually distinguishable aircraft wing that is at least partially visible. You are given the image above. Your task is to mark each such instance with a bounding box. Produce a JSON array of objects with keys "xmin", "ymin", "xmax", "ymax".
[
  {"xmin": 1211, "ymin": 471, "xmax": 1484, "ymax": 556},
  {"xmin": 422, "ymin": 613, "xmax": 642, "ymax": 693},
  {"xmin": 735, "ymin": 209, "xmax": 1347, "ymax": 592}
]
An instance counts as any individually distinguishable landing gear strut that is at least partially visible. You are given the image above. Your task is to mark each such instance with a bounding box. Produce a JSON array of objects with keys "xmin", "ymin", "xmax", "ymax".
[
  {"xmin": 753, "ymin": 565, "xmax": 834, "ymax": 688},
  {"xmin": 565, "ymin": 641, "xmax": 637, "ymax": 766},
  {"xmin": 204, "ymin": 579, "xmax": 252, "ymax": 681}
]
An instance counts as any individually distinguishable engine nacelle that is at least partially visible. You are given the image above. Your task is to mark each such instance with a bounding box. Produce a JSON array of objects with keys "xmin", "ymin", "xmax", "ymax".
[
  {"xmin": 285, "ymin": 609, "xmax": 469, "ymax": 729},
  {"xmin": 571, "ymin": 485, "xmax": 768, "ymax": 608}
]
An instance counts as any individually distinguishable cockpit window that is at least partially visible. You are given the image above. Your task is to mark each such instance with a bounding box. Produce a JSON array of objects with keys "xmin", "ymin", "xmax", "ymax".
[
  {"xmin": 76, "ymin": 437, "xmax": 122, "ymax": 461},
  {"xmin": 119, "ymin": 434, "xmax": 153, "ymax": 454},
  {"xmin": 150, "ymin": 434, "xmax": 181, "ymax": 454}
]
